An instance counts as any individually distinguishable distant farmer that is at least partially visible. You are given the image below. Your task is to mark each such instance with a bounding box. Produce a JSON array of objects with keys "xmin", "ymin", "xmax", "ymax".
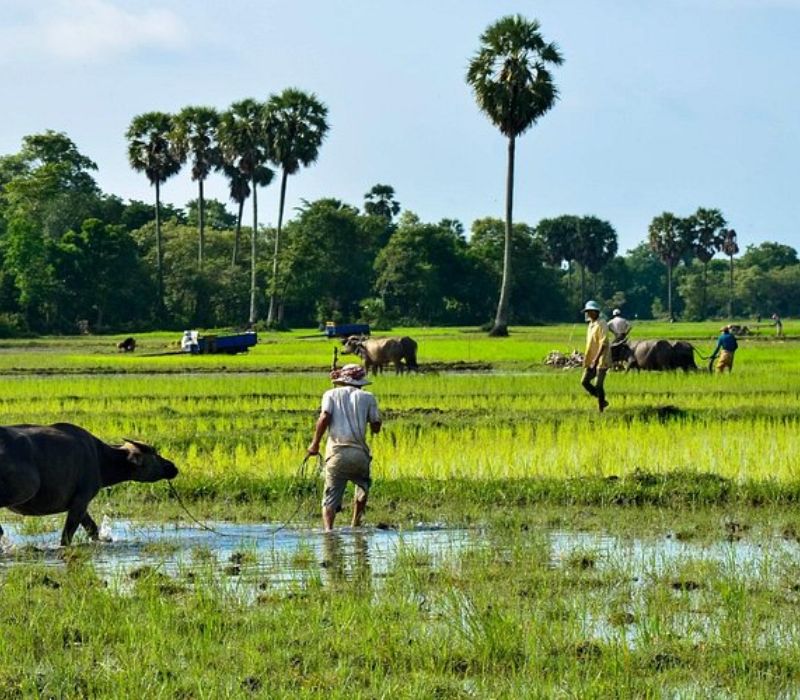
[
  {"xmin": 307, "ymin": 364, "xmax": 382, "ymax": 531},
  {"xmin": 772, "ymin": 313, "xmax": 784, "ymax": 338},
  {"xmin": 581, "ymin": 300, "xmax": 611, "ymax": 412},
  {"xmin": 709, "ymin": 325, "xmax": 738, "ymax": 373},
  {"xmin": 608, "ymin": 308, "xmax": 632, "ymax": 344}
]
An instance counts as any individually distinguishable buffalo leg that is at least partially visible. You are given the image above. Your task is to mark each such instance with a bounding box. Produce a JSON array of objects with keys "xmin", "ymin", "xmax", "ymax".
[
  {"xmin": 80, "ymin": 513, "xmax": 100, "ymax": 540},
  {"xmin": 61, "ymin": 498, "xmax": 92, "ymax": 546}
]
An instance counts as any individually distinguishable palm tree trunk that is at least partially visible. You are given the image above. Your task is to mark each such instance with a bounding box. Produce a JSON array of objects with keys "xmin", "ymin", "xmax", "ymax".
[
  {"xmin": 728, "ymin": 255, "xmax": 734, "ymax": 318},
  {"xmin": 249, "ymin": 176, "xmax": 258, "ymax": 325},
  {"xmin": 198, "ymin": 179, "xmax": 205, "ymax": 270},
  {"xmin": 267, "ymin": 169, "xmax": 289, "ymax": 328},
  {"xmin": 579, "ymin": 265, "xmax": 586, "ymax": 304},
  {"xmin": 702, "ymin": 262, "xmax": 708, "ymax": 320},
  {"xmin": 232, "ymin": 199, "xmax": 244, "ymax": 268},
  {"xmin": 155, "ymin": 180, "xmax": 163, "ymax": 310},
  {"xmin": 667, "ymin": 262, "xmax": 673, "ymax": 321},
  {"xmin": 489, "ymin": 135, "xmax": 515, "ymax": 337}
]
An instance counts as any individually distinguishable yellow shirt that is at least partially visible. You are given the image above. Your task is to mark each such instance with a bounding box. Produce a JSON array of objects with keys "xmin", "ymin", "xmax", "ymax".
[{"xmin": 584, "ymin": 318, "xmax": 611, "ymax": 369}]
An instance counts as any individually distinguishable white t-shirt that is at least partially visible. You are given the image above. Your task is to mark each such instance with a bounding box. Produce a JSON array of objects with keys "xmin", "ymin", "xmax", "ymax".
[
  {"xmin": 321, "ymin": 386, "xmax": 380, "ymax": 456},
  {"xmin": 608, "ymin": 317, "xmax": 631, "ymax": 339}
]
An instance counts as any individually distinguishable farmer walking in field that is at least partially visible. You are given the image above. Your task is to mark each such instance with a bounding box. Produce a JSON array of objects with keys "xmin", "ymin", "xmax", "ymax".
[
  {"xmin": 580, "ymin": 300, "xmax": 611, "ymax": 412},
  {"xmin": 772, "ymin": 313, "xmax": 784, "ymax": 338},
  {"xmin": 307, "ymin": 364, "xmax": 382, "ymax": 531},
  {"xmin": 709, "ymin": 325, "xmax": 738, "ymax": 373}
]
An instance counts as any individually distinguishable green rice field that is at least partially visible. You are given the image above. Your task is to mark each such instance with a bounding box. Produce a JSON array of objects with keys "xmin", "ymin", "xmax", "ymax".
[
  {"xmin": 2, "ymin": 322, "xmax": 800, "ymax": 697},
  {"xmin": 0, "ymin": 322, "xmax": 797, "ymax": 487}
]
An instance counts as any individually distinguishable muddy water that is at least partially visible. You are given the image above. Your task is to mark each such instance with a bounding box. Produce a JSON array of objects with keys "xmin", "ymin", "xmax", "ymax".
[
  {"xmin": 0, "ymin": 520, "xmax": 478, "ymax": 592},
  {"xmin": 3, "ymin": 521, "xmax": 799, "ymax": 595}
]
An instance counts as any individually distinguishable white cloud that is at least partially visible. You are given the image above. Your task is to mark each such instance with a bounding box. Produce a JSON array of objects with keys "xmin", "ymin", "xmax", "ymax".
[{"xmin": 0, "ymin": 0, "xmax": 189, "ymax": 62}]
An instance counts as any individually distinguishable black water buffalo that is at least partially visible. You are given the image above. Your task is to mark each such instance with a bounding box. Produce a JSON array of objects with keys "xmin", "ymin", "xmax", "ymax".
[
  {"xmin": 670, "ymin": 341, "xmax": 699, "ymax": 371},
  {"xmin": 619, "ymin": 340, "xmax": 699, "ymax": 371},
  {"xmin": 117, "ymin": 337, "xmax": 136, "ymax": 352},
  {"xmin": 341, "ymin": 335, "xmax": 418, "ymax": 374},
  {"xmin": 0, "ymin": 423, "xmax": 178, "ymax": 546}
]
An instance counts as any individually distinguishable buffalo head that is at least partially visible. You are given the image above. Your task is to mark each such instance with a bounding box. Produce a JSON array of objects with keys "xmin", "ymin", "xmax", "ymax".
[
  {"xmin": 340, "ymin": 335, "xmax": 364, "ymax": 356},
  {"xmin": 121, "ymin": 438, "xmax": 178, "ymax": 482}
]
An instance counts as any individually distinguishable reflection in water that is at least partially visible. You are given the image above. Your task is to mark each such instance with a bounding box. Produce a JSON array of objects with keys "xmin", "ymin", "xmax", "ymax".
[
  {"xmin": 0, "ymin": 520, "xmax": 474, "ymax": 593},
  {"xmin": 322, "ymin": 531, "xmax": 371, "ymax": 587}
]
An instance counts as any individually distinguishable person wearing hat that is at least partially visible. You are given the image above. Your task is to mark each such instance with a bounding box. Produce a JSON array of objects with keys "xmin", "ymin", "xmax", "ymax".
[
  {"xmin": 608, "ymin": 308, "xmax": 632, "ymax": 344},
  {"xmin": 307, "ymin": 363, "xmax": 382, "ymax": 530},
  {"xmin": 709, "ymin": 325, "xmax": 738, "ymax": 373},
  {"xmin": 581, "ymin": 300, "xmax": 611, "ymax": 412}
]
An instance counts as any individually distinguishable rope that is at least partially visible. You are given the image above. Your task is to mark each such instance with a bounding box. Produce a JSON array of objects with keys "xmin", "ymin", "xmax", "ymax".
[{"xmin": 165, "ymin": 454, "xmax": 322, "ymax": 540}]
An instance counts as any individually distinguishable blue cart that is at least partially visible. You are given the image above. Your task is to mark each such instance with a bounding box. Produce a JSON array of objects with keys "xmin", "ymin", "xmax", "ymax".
[
  {"xmin": 323, "ymin": 322, "xmax": 370, "ymax": 339},
  {"xmin": 193, "ymin": 331, "xmax": 257, "ymax": 354}
]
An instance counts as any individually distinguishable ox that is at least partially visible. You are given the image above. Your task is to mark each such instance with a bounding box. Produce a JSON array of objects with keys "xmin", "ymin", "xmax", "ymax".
[
  {"xmin": 0, "ymin": 423, "xmax": 178, "ymax": 546},
  {"xmin": 117, "ymin": 337, "xmax": 136, "ymax": 352},
  {"xmin": 341, "ymin": 335, "xmax": 418, "ymax": 375},
  {"xmin": 618, "ymin": 340, "xmax": 699, "ymax": 371}
]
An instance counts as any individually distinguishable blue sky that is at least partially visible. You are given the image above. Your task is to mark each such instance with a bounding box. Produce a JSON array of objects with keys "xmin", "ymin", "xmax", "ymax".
[{"xmin": 1, "ymin": 0, "xmax": 798, "ymax": 254}]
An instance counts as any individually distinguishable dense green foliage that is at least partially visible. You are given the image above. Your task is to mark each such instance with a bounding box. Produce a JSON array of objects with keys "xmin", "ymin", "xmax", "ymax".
[{"xmin": 0, "ymin": 124, "xmax": 797, "ymax": 333}]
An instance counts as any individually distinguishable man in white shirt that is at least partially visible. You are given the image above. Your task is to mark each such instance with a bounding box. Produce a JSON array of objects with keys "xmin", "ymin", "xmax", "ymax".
[
  {"xmin": 608, "ymin": 309, "xmax": 632, "ymax": 343},
  {"xmin": 308, "ymin": 364, "xmax": 382, "ymax": 531}
]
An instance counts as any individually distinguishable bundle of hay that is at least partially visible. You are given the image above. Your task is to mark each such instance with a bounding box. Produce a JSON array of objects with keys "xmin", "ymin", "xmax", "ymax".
[{"xmin": 544, "ymin": 350, "xmax": 584, "ymax": 369}]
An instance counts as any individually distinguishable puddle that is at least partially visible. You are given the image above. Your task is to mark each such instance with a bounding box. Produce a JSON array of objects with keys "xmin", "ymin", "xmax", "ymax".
[
  {"xmin": 4, "ymin": 521, "xmax": 800, "ymax": 614},
  {"xmin": 0, "ymin": 519, "xmax": 479, "ymax": 595},
  {"xmin": 550, "ymin": 529, "xmax": 800, "ymax": 574}
]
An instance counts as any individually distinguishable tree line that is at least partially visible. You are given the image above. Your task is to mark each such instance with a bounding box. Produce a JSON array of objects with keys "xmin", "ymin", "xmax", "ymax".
[{"xmin": 0, "ymin": 128, "xmax": 795, "ymax": 336}]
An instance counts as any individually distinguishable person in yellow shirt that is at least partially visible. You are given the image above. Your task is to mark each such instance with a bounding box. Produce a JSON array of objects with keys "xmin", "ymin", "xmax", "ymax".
[{"xmin": 581, "ymin": 300, "xmax": 611, "ymax": 412}]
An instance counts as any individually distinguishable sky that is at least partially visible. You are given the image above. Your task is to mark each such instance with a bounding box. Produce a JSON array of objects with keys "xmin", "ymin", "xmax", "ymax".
[{"xmin": 1, "ymin": 0, "xmax": 799, "ymax": 254}]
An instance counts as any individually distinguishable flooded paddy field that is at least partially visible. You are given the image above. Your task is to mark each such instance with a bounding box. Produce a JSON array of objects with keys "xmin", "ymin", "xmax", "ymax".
[{"xmin": 4, "ymin": 512, "xmax": 800, "ymax": 697}]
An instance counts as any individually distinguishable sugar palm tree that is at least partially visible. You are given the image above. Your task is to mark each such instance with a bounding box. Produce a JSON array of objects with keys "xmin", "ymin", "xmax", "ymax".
[
  {"xmin": 467, "ymin": 15, "xmax": 563, "ymax": 336},
  {"xmin": 364, "ymin": 184, "xmax": 401, "ymax": 221},
  {"xmin": 172, "ymin": 106, "xmax": 222, "ymax": 270},
  {"xmin": 688, "ymin": 207, "xmax": 726, "ymax": 319},
  {"xmin": 264, "ymin": 88, "xmax": 329, "ymax": 327},
  {"xmin": 125, "ymin": 111, "xmax": 182, "ymax": 308},
  {"xmin": 648, "ymin": 212, "xmax": 692, "ymax": 321},
  {"xmin": 221, "ymin": 162, "xmax": 273, "ymax": 268},
  {"xmin": 217, "ymin": 100, "xmax": 273, "ymax": 324},
  {"xmin": 721, "ymin": 228, "xmax": 739, "ymax": 318}
]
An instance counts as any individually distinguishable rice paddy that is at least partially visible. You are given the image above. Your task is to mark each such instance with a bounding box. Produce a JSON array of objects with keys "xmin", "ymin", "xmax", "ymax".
[{"xmin": 2, "ymin": 323, "xmax": 800, "ymax": 696}]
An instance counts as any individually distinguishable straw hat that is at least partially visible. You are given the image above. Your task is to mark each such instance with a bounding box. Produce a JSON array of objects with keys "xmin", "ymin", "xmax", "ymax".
[{"xmin": 330, "ymin": 363, "xmax": 370, "ymax": 386}]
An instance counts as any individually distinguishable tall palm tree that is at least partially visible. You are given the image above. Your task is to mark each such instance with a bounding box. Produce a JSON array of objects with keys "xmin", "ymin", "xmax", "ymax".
[
  {"xmin": 172, "ymin": 106, "xmax": 222, "ymax": 270},
  {"xmin": 364, "ymin": 184, "xmax": 401, "ymax": 221},
  {"xmin": 721, "ymin": 228, "xmax": 739, "ymax": 318},
  {"xmin": 648, "ymin": 212, "xmax": 691, "ymax": 321},
  {"xmin": 221, "ymin": 162, "xmax": 249, "ymax": 266},
  {"xmin": 688, "ymin": 207, "xmax": 726, "ymax": 319},
  {"xmin": 467, "ymin": 15, "xmax": 563, "ymax": 336},
  {"xmin": 264, "ymin": 88, "xmax": 329, "ymax": 327},
  {"xmin": 217, "ymin": 100, "xmax": 273, "ymax": 324},
  {"xmin": 221, "ymin": 162, "xmax": 273, "ymax": 268},
  {"xmin": 126, "ymin": 112, "xmax": 182, "ymax": 308}
]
